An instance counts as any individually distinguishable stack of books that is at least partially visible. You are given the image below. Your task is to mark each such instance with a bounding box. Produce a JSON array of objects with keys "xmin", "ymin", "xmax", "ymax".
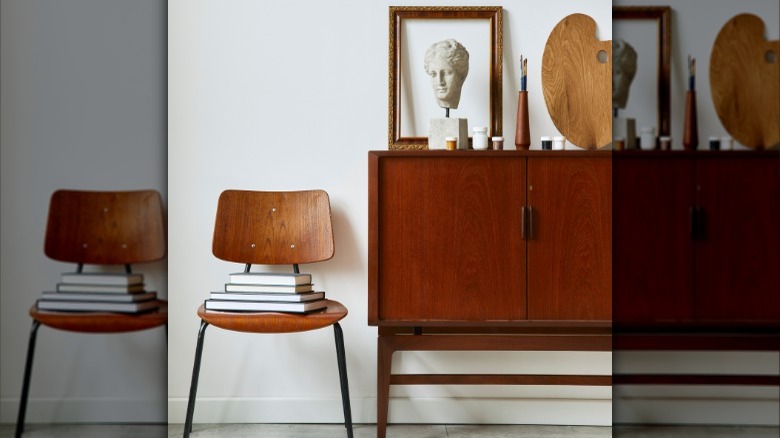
[
  {"xmin": 35, "ymin": 272, "xmax": 160, "ymax": 313},
  {"xmin": 205, "ymin": 272, "xmax": 328, "ymax": 313}
]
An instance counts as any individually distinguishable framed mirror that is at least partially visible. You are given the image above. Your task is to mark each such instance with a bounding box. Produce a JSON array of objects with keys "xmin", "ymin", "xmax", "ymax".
[{"xmin": 613, "ymin": 6, "xmax": 671, "ymax": 138}]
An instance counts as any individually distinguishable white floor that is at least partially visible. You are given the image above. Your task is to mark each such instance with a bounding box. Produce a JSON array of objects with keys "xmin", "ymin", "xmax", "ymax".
[{"xmin": 1, "ymin": 424, "xmax": 779, "ymax": 438}]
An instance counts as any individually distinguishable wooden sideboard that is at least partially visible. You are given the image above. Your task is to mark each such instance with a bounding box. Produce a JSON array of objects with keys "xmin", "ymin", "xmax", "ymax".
[
  {"xmin": 368, "ymin": 150, "xmax": 612, "ymax": 437},
  {"xmin": 612, "ymin": 150, "xmax": 780, "ymax": 385}
]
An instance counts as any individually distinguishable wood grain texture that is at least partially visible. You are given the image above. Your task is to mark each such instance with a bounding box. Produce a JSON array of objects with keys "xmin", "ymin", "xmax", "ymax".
[
  {"xmin": 614, "ymin": 332, "xmax": 780, "ymax": 350},
  {"xmin": 44, "ymin": 190, "xmax": 165, "ymax": 265},
  {"xmin": 693, "ymin": 155, "xmax": 780, "ymax": 322},
  {"xmin": 391, "ymin": 374, "xmax": 612, "ymax": 386},
  {"xmin": 710, "ymin": 14, "xmax": 780, "ymax": 149},
  {"xmin": 612, "ymin": 151, "xmax": 780, "ymax": 336},
  {"xmin": 368, "ymin": 152, "xmax": 613, "ymax": 438},
  {"xmin": 212, "ymin": 190, "xmax": 333, "ymax": 265},
  {"xmin": 374, "ymin": 155, "xmax": 526, "ymax": 322},
  {"xmin": 197, "ymin": 300, "xmax": 347, "ymax": 334},
  {"xmin": 542, "ymin": 14, "xmax": 611, "ymax": 149},
  {"xmin": 613, "ymin": 155, "xmax": 695, "ymax": 326},
  {"xmin": 30, "ymin": 301, "xmax": 167, "ymax": 333},
  {"xmin": 527, "ymin": 156, "xmax": 612, "ymax": 320}
]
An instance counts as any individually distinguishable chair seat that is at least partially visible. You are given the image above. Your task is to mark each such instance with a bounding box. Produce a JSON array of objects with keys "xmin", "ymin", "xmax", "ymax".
[
  {"xmin": 198, "ymin": 299, "xmax": 348, "ymax": 334},
  {"xmin": 29, "ymin": 300, "xmax": 168, "ymax": 333}
]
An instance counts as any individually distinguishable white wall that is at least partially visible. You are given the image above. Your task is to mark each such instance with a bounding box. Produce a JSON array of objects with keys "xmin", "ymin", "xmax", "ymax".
[
  {"xmin": 168, "ymin": 0, "xmax": 613, "ymax": 425},
  {"xmin": 613, "ymin": 0, "xmax": 780, "ymax": 426},
  {"xmin": 0, "ymin": 0, "xmax": 167, "ymax": 424}
]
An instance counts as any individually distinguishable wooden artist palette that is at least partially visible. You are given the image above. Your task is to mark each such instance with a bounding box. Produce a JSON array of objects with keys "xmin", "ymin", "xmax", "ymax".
[
  {"xmin": 710, "ymin": 14, "xmax": 779, "ymax": 149},
  {"xmin": 542, "ymin": 14, "xmax": 611, "ymax": 149}
]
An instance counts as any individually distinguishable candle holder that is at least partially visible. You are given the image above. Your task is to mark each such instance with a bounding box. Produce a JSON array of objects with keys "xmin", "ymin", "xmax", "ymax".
[
  {"xmin": 683, "ymin": 90, "xmax": 698, "ymax": 151},
  {"xmin": 515, "ymin": 91, "xmax": 531, "ymax": 149}
]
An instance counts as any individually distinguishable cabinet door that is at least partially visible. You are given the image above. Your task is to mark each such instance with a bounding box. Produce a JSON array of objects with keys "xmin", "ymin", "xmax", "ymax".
[
  {"xmin": 527, "ymin": 156, "xmax": 611, "ymax": 320},
  {"xmin": 374, "ymin": 155, "xmax": 526, "ymax": 322},
  {"xmin": 694, "ymin": 155, "xmax": 780, "ymax": 323},
  {"xmin": 613, "ymin": 155, "xmax": 695, "ymax": 326}
]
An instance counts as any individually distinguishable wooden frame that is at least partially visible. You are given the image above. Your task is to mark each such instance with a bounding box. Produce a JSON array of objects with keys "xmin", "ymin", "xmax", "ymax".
[
  {"xmin": 388, "ymin": 6, "xmax": 502, "ymax": 150},
  {"xmin": 613, "ymin": 6, "xmax": 671, "ymax": 137}
]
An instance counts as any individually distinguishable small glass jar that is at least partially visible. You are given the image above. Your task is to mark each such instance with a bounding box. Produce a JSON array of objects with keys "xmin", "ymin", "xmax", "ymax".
[
  {"xmin": 541, "ymin": 136, "xmax": 553, "ymax": 150},
  {"xmin": 659, "ymin": 136, "xmax": 672, "ymax": 151},
  {"xmin": 721, "ymin": 135, "xmax": 733, "ymax": 150},
  {"xmin": 445, "ymin": 136, "xmax": 457, "ymax": 150},
  {"xmin": 553, "ymin": 136, "xmax": 565, "ymax": 150},
  {"xmin": 473, "ymin": 127, "xmax": 488, "ymax": 150},
  {"xmin": 639, "ymin": 127, "xmax": 656, "ymax": 150},
  {"xmin": 491, "ymin": 136, "xmax": 504, "ymax": 150},
  {"xmin": 708, "ymin": 136, "xmax": 720, "ymax": 150}
]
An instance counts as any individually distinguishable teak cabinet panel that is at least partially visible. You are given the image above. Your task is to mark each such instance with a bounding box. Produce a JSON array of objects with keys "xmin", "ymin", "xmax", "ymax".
[
  {"xmin": 373, "ymin": 155, "xmax": 526, "ymax": 322},
  {"xmin": 527, "ymin": 157, "xmax": 612, "ymax": 320},
  {"xmin": 368, "ymin": 151, "xmax": 612, "ymax": 326},
  {"xmin": 613, "ymin": 156, "xmax": 695, "ymax": 325},
  {"xmin": 693, "ymin": 155, "xmax": 780, "ymax": 323},
  {"xmin": 613, "ymin": 151, "xmax": 780, "ymax": 329}
]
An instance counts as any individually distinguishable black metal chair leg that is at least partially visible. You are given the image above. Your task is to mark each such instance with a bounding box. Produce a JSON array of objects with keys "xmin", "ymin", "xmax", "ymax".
[
  {"xmin": 16, "ymin": 320, "xmax": 41, "ymax": 438},
  {"xmin": 333, "ymin": 322, "xmax": 353, "ymax": 438},
  {"xmin": 184, "ymin": 320, "xmax": 209, "ymax": 438}
]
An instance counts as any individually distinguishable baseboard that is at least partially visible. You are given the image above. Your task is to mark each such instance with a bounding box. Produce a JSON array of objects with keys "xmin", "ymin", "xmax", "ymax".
[
  {"xmin": 0, "ymin": 397, "xmax": 166, "ymax": 424},
  {"xmin": 167, "ymin": 396, "xmax": 612, "ymax": 425}
]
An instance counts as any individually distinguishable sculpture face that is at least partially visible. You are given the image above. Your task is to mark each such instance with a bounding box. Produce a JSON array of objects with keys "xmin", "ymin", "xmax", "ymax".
[
  {"xmin": 612, "ymin": 39, "xmax": 637, "ymax": 110},
  {"xmin": 428, "ymin": 58, "xmax": 459, "ymax": 104},
  {"xmin": 424, "ymin": 39, "xmax": 469, "ymax": 110}
]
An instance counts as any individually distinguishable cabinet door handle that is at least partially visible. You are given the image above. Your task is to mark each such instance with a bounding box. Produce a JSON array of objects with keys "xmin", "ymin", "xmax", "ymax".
[
  {"xmin": 528, "ymin": 205, "xmax": 534, "ymax": 240},
  {"xmin": 696, "ymin": 207, "xmax": 706, "ymax": 240},
  {"xmin": 521, "ymin": 205, "xmax": 527, "ymax": 240},
  {"xmin": 690, "ymin": 206, "xmax": 706, "ymax": 240}
]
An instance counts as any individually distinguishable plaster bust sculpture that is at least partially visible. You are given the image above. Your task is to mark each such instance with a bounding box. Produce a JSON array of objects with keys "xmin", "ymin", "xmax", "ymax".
[
  {"xmin": 612, "ymin": 38, "xmax": 637, "ymax": 110},
  {"xmin": 424, "ymin": 39, "xmax": 470, "ymax": 110}
]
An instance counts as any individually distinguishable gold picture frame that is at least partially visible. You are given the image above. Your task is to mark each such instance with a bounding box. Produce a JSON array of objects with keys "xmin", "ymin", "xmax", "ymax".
[
  {"xmin": 388, "ymin": 6, "xmax": 503, "ymax": 150},
  {"xmin": 613, "ymin": 6, "xmax": 672, "ymax": 138}
]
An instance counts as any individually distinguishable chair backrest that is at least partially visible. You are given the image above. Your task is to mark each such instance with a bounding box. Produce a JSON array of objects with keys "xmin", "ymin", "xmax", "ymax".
[
  {"xmin": 44, "ymin": 189, "xmax": 166, "ymax": 265},
  {"xmin": 212, "ymin": 190, "xmax": 334, "ymax": 265}
]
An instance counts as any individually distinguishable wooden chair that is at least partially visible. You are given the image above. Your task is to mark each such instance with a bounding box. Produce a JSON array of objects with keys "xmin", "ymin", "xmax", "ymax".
[
  {"xmin": 183, "ymin": 189, "xmax": 353, "ymax": 438},
  {"xmin": 15, "ymin": 189, "xmax": 167, "ymax": 438}
]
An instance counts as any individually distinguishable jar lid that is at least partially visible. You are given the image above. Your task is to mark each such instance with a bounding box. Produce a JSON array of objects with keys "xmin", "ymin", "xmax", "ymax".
[
  {"xmin": 491, "ymin": 136, "xmax": 504, "ymax": 141},
  {"xmin": 445, "ymin": 136, "xmax": 457, "ymax": 141},
  {"xmin": 553, "ymin": 136, "xmax": 565, "ymax": 141},
  {"xmin": 708, "ymin": 136, "xmax": 719, "ymax": 141},
  {"xmin": 659, "ymin": 136, "xmax": 671, "ymax": 141},
  {"xmin": 541, "ymin": 136, "xmax": 553, "ymax": 141},
  {"xmin": 473, "ymin": 127, "xmax": 488, "ymax": 132}
]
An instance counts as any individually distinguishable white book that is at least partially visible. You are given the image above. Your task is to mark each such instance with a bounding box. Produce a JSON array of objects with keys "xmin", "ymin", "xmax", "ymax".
[
  {"xmin": 42, "ymin": 291, "xmax": 157, "ymax": 303},
  {"xmin": 56, "ymin": 283, "xmax": 146, "ymax": 293},
  {"xmin": 209, "ymin": 291, "xmax": 325, "ymax": 303},
  {"xmin": 228, "ymin": 272, "xmax": 312, "ymax": 286},
  {"xmin": 204, "ymin": 298, "xmax": 327, "ymax": 313},
  {"xmin": 36, "ymin": 298, "xmax": 158, "ymax": 313},
  {"xmin": 224, "ymin": 283, "xmax": 314, "ymax": 294},
  {"xmin": 60, "ymin": 272, "xmax": 144, "ymax": 286}
]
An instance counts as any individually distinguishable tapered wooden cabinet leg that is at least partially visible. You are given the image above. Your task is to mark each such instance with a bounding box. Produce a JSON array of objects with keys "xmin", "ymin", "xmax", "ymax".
[
  {"xmin": 377, "ymin": 336, "xmax": 394, "ymax": 438},
  {"xmin": 184, "ymin": 320, "xmax": 209, "ymax": 438}
]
